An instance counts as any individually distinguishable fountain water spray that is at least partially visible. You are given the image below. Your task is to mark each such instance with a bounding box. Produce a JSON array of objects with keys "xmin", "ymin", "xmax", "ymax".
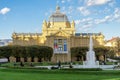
[{"xmin": 83, "ymin": 36, "xmax": 99, "ymax": 68}]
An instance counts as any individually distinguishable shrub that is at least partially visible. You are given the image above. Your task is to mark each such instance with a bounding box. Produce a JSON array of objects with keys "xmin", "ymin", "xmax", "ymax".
[{"xmin": 61, "ymin": 68, "xmax": 102, "ymax": 71}]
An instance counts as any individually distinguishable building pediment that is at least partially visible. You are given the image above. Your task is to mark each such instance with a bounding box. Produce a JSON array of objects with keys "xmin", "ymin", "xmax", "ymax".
[{"xmin": 50, "ymin": 30, "xmax": 71, "ymax": 37}]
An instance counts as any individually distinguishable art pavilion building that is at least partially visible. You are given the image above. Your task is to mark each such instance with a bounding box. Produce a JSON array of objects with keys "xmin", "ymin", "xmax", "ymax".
[{"xmin": 12, "ymin": 6, "xmax": 105, "ymax": 62}]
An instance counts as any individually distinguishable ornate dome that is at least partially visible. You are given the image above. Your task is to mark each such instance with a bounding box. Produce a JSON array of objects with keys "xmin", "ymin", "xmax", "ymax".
[{"xmin": 49, "ymin": 6, "xmax": 69, "ymax": 22}]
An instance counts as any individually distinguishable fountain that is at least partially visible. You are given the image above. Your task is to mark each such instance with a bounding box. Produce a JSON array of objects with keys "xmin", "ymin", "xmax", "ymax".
[{"xmin": 83, "ymin": 36, "xmax": 99, "ymax": 68}]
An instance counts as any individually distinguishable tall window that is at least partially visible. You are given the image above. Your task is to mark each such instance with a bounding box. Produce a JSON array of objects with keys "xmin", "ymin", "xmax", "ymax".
[
  {"xmin": 54, "ymin": 39, "xmax": 58, "ymax": 51},
  {"xmin": 54, "ymin": 39, "xmax": 67, "ymax": 53},
  {"xmin": 63, "ymin": 39, "xmax": 67, "ymax": 51}
]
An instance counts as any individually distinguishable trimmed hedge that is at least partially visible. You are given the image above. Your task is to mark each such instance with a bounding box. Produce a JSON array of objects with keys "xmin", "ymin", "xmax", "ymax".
[
  {"xmin": 0, "ymin": 45, "xmax": 53, "ymax": 61},
  {"xmin": 61, "ymin": 68, "xmax": 102, "ymax": 71}
]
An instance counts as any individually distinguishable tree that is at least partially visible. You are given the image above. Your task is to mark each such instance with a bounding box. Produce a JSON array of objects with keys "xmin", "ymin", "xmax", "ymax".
[
  {"xmin": 11, "ymin": 45, "xmax": 23, "ymax": 57},
  {"xmin": 25, "ymin": 45, "xmax": 53, "ymax": 62},
  {"xmin": 71, "ymin": 46, "xmax": 111, "ymax": 62},
  {"xmin": 115, "ymin": 38, "xmax": 120, "ymax": 56},
  {"xmin": 0, "ymin": 45, "xmax": 53, "ymax": 62},
  {"xmin": 0, "ymin": 46, "xmax": 12, "ymax": 61},
  {"xmin": 107, "ymin": 47, "xmax": 115, "ymax": 58},
  {"xmin": 38, "ymin": 46, "xmax": 53, "ymax": 61},
  {"xmin": 94, "ymin": 47, "xmax": 109, "ymax": 62},
  {"xmin": 71, "ymin": 47, "xmax": 88, "ymax": 61}
]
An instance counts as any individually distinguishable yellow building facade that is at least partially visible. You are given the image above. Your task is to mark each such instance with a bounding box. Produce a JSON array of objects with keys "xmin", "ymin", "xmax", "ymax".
[
  {"xmin": 12, "ymin": 6, "xmax": 105, "ymax": 62},
  {"xmin": 105, "ymin": 37, "xmax": 120, "ymax": 56}
]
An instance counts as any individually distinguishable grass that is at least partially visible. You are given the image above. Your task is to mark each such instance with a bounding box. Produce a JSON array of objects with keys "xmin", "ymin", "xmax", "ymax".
[{"xmin": 0, "ymin": 68, "xmax": 120, "ymax": 80}]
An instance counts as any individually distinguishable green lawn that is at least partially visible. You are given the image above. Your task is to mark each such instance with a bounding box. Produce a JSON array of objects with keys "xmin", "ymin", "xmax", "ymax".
[{"xmin": 0, "ymin": 68, "xmax": 120, "ymax": 80}]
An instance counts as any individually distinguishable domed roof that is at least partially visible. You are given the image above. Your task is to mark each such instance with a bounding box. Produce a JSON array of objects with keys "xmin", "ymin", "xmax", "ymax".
[{"xmin": 49, "ymin": 6, "xmax": 69, "ymax": 22}]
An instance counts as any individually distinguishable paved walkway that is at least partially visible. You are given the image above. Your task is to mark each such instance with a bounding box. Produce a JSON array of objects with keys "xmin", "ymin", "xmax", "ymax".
[{"xmin": 34, "ymin": 65, "xmax": 117, "ymax": 70}]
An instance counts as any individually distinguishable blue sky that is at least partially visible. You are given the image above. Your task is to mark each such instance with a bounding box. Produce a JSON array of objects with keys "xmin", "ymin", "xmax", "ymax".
[{"xmin": 0, "ymin": 0, "xmax": 120, "ymax": 40}]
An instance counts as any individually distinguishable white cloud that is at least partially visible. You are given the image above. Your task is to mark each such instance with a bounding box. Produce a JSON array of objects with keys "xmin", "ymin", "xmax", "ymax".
[
  {"xmin": 75, "ymin": 18, "xmax": 93, "ymax": 25},
  {"xmin": 0, "ymin": 7, "xmax": 10, "ymax": 15},
  {"xmin": 45, "ymin": 12, "xmax": 48, "ymax": 16},
  {"xmin": 61, "ymin": 6, "xmax": 75, "ymax": 18},
  {"xmin": 103, "ymin": 7, "xmax": 111, "ymax": 14},
  {"xmin": 87, "ymin": 0, "xmax": 112, "ymax": 6},
  {"xmin": 94, "ymin": 15, "xmax": 112, "ymax": 24},
  {"xmin": 77, "ymin": 7, "xmax": 90, "ymax": 16},
  {"xmin": 67, "ymin": 0, "xmax": 71, "ymax": 2},
  {"xmin": 75, "ymin": 20, "xmax": 80, "ymax": 25},
  {"xmin": 113, "ymin": 8, "xmax": 120, "ymax": 21},
  {"xmin": 62, "ymin": 6, "xmax": 66, "ymax": 11},
  {"xmin": 114, "ymin": 8, "xmax": 120, "ymax": 16},
  {"xmin": 108, "ymin": 0, "xmax": 116, "ymax": 7},
  {"xmin": 75, "ymin": 18, "xmax": 94, "ymax": 32},
  {"xmin": 61, "ymin": 0, "xmax": 71, "ymax": 3},
  {"xmin": 61, "ymin": 0, "xmax": 65, "ymax": 3},
  {"xmin": 82, "ymin": 24, "xmax": 92, "ymax": 28},
  {"xmin": 75, "ymin": 8, "xmax": 120, "ymax": 32},
  {"xmin": 67, "ymin": 6, "xmax": 73, "ymax": 14},
  {"xmin": 94, "ymin": 8, "xmax": 120, "ymax": 24},
  {"xmin": 56, "ymin": 0, "xmax": 59, "ymax": 4}
]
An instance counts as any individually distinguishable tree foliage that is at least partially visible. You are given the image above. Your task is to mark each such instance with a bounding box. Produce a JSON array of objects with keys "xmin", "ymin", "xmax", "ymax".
[
  {"xmin": 0, "ymin": 45, "xmax": 53, "ymax": 61},
  {"xmin": 115, "ymin": 38, "xmax": 120, "ymax": 56},
  {"xmin": 71, "ymin": 47, "xmax": 88, "ymax": 57},
  {"xmin": 71, "ymin": 47, "xmax": 111, "ymax": 56},
  {"xmin": 71, "ymin": 46, "xmax": 114, "ymax": 61}
]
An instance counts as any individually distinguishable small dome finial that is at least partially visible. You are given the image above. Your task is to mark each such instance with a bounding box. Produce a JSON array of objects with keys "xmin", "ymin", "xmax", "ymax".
[{"xmin": 56, "ymin": 5, "xmax": 60, "ymax": 11}]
